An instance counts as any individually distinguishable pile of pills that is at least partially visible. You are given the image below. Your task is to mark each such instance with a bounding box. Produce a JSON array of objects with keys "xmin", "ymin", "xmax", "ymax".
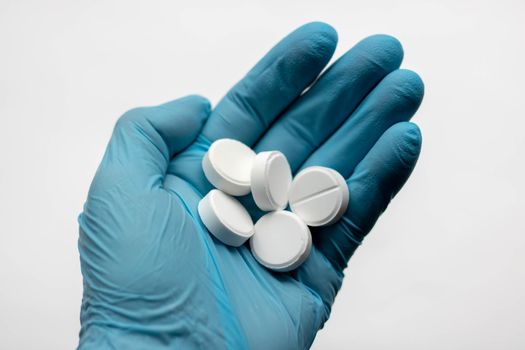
[{"xmin": 198, "ymin": 139, "xmax": 349, "ymax": 272}]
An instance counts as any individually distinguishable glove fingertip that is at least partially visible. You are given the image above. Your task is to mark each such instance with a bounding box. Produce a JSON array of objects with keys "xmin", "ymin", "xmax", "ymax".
[
  {"xmin": 400, "ymin": 122, "xmax": 423, "ymax": 164},
  {"xmin": 384, "ymin": 122, "xmax": 422, "ymax": 164},
  {"xmin": 357, "ymin": 34, "xmax": 404, "ymax": 71}
]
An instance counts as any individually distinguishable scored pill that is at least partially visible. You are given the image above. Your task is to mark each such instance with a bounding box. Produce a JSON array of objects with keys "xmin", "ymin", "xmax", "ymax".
[{"xmin": 288, "ymin": 166, "xmax": 349, "ymax": 227}]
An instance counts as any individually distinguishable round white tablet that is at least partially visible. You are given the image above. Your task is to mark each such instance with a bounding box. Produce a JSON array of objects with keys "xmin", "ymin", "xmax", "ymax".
[
  {"xmin": 198, "ymin": 189, "xmax": 254, "ymax": 247},
  {"xmin": 288, "ymin": 166, "xmax": 349, "ymax": 227},
  {"xmin": 250, "ymin": 151, "xmax": 292, "ymax": 211},
  {"xmin": 250, "ymin": 211, "xmax": 312, "ymax": 272},
  {"xmin": 202, "ymin": 138, "xmax": 256, "ymax": 196}
]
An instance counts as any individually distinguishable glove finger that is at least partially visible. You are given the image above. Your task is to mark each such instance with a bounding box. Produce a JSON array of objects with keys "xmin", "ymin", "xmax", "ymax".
[
  {"xmin": 97, "ymin": 95, "xmax": 210, "ymax": 192},
  {"xmin": 201, "ymin": 22, "xmax": 337, "ymax": 145},
  {"xmin": 301, "ymin": 69, "xmax": 424, "ymax": 176},
  {"xmin": 294, "ymin": 122, "xmax": 422, "ymax": 315},
  {"xmin": 254, "ymin": 34, "xmax": 403, "ymax": 171}
]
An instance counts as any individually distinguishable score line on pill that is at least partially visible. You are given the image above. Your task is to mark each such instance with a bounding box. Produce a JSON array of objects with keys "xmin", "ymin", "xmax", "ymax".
[
  {"xmin": 202, "ymin": 138, "xmax": 256, "ymax": 196},
  {"xmin": 198, "ymin": 189, "xmax": 254, "ymax": 247},
  {"xmin": 250, "ymin": 211, "xmax": 312, "ymax": 272},
  {"xmin": 251, "ymin": 151, "xmax": 292, "ymax": 211},
  {"xmin": 288, "ymin": 166, "xmax": 349, "ymax": 227}
]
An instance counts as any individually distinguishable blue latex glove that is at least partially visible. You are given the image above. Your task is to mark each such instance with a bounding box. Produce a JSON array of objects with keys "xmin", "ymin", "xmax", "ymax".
[{"xmin": 78, "ymin": 22, "xmax": 424, "ymax": 349}]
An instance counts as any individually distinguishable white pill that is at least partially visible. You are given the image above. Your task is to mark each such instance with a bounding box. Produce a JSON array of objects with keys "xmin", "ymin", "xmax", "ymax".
[
  {"xmin": 250, "ymin": 151, "xmax": 292, "ymax": 211},
  {"xmin": 288, "ymin": 166, "xmax": 349, "ymax": 227},
  {"xmin": 250, "ymin": 211, "xmax": 312, "ymax": 272},
  {"xmin": 202, "ymin": 138, "xmax": 256, "ymax": 196},
  {"xmin": 198, "ymin": 189, "xmax": 254, "ymax": 247}
]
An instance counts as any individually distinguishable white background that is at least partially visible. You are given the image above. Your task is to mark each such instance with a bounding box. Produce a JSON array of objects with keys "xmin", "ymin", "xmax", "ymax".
[{"xmin": 1, "ymin": 0, "xmax": 524, "ymax": 349}]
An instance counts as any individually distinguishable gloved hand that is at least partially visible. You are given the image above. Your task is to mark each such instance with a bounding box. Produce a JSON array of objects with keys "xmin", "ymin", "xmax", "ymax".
[{"xmin": 78, "ymin": 22, "xmax": 424, "ymax": 349}]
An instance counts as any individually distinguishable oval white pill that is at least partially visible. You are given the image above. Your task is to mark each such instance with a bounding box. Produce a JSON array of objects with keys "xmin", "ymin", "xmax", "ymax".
[
  {"xmin": 250, "ymin": 211, "xmax": 312, "ymax": 272},
  {"xmin": 250, "ymin": 151, "xmax": 292, "ymax": 211},
  {"xmin": 288, "ymin": 166, "xmax": 349, "ymax": 227},
  {"xmin": 198, "ymin": 189, "xmax": 254, "ymax": 247},
  {"xmin": 202, "ymin": 138, "xmax": 256, "ymax": 196}
]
